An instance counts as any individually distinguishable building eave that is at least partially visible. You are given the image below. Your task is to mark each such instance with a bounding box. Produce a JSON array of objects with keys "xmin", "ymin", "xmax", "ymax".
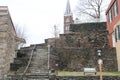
[{"xmin": 106, "ymin": 0, "xmax": 116, "ymax": 15}]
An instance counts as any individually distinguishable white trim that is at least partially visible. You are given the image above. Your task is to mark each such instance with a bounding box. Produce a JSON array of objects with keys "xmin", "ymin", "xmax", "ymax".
[{"xmin": 112, "ymin": 32, "xmax": 116, "ymax": 47}]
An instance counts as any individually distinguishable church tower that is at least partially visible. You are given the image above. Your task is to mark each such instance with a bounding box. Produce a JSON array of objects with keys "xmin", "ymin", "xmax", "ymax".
[{"xmin": 64, "ymin": 0, "xmax": 73, "ymax": 33}]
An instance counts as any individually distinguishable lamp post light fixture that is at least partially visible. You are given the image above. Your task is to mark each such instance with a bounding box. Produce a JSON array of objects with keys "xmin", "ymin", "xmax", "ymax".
[
  {"xmin": 55, "ymin": 63, "xmax": 58, "ymax": 67},
  {"xmin": 97, "ymin": 49, "xmax": 103, "ymax": 80},
  {"xmin": 97, "ymin": 49, "xmax": 102, "ymax": 57}
]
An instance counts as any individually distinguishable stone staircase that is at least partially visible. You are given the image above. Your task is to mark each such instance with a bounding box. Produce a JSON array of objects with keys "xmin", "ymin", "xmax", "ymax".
[
  {"xmin": 27, "ymin": 48, "xmax": 48, "ymax": 74},
  {"xmin": 7, "ymin": 45, "xmax": 51, "ymax": 80}
]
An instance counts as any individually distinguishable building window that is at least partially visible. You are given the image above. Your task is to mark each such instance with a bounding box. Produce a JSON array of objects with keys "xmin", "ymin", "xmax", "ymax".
[
  {"xmin": 115, "ymin": 25, "xmax": 120, "ymax": 41},
  {"xmin": 108, "ymin": 9, "xmax": 112, "ymax": 23},
  {"xmin": 113, "ymin": 0, "xmax": 118, "ymax": 17},
  {"xmin": 65, "ymin": 26, "xmax": 67, "ymax": 31},
  {"xmin": 115, "ymin": 28, "xmax": 117, "ymax": 42},
  {"xmin": 65, "ymin": 26, "xmax": 69, "ymax": 32},
  {"xmin": 117, "ymin": 26, "xmax": 120, "ymax": 40},
  {"xmin": 67, "ymin": 26, "xmax": 69, "ymax": 31}
]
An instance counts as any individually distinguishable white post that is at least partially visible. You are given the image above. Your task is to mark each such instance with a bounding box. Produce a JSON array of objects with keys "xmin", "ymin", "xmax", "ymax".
[
  {"xmin": 99, "ymin": 63, "xmax": 102, "ymax": 80},
  {"xmin": 48, "ymin": 45, "xmax": 50, "ymax": 72},
  {"xmin": 98, "ymin": 59, "xmax": 103, "ymax": 80}
]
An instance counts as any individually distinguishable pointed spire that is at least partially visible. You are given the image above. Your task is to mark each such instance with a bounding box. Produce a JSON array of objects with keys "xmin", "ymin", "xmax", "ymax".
[{"xmin": 64, "ymin": 0, "xmax": 72, "ymax": 16}]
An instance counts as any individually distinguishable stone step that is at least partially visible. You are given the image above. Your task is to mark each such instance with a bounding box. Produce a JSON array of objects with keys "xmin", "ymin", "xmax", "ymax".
[
  {"xmin": 26, "ymin": 76, "xmax": 49, "ymax": 79},
  {"xmin": 33, "ymin": 52, "xmax": 48, "ymax": 55},
  {"xmin": 30, "ymin": 61, "xmax": 48, "ymax": 66},
  {"xmin": 28, "ymin": 68, "xmax": 48, "ymax": 73},
  {"xmin": 28, "ymin": 66, "xmax": 48, "ymax": 70},
  {"xmin": 29, "ymin": 65, "xmax": 48, "ymax": 68},
  {"xmin": 32, "ymin": 57, "xmax": 48, "ymax": 60},
  {"xmin": 28, "ymin": 67, "xmax": 48, "ymax": 71},
  {"xmin": 30, "ymin": 70, "xmax": 48, "ymax": 73},
  {"xmin": 29, "ymin": 65, "xmax": 47, "ymax": 68},
  {"xmin": 31, "ymin": 60, "xmax": 48, "ymax": 63}
]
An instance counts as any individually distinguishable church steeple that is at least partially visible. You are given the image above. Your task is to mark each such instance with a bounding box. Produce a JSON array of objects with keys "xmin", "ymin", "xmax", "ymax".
[
  {"xmin": 64, "ymin": 0, "xmax": 72, "ymax": 16},
  {"xmin": 64, "ymin": 0, "xmax": 73, "ymax": 33}
]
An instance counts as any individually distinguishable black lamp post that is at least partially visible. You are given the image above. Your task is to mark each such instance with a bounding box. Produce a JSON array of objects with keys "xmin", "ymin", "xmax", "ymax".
[
  {"xmin": 97, "ymin": 49, "xmax": 103, "ymax": 80},
  {"xmin": 55, "ymin": 64, "xmax": 58, "ymax": 75}
]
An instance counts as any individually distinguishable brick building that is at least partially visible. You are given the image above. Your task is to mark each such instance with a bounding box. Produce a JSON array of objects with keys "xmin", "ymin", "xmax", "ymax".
[
  {"xmin": 106, "ymin": 0, "xmax": 120, "ymax": 71},
  {"xmin": 0, "ymin": 6, "xmax": 25, "ymax": 79}
]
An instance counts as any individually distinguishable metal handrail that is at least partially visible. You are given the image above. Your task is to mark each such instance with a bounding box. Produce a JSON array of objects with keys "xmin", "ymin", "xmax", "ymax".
[{"xmin": 19, "ymin": 45, "xmax": 36, "ymax": 79}]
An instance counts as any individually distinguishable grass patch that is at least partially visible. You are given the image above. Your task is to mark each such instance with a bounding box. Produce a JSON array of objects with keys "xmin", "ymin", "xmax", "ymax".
[
  {"xmin": 57, "ymin": 71, "xmax": 120, "ymax": 76},
  {"xmin": 58, "ymin": 71, "xmax": 84, "ymax": 76},
  {"xmin": 111, "ymin": 72, "xmax": 120, "ymax": 74}
]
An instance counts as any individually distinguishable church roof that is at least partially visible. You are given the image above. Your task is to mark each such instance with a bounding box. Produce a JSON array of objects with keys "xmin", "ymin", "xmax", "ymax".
[{"xmin": 64, "ymin": 0, "xmax": 72, "ymax": 16}]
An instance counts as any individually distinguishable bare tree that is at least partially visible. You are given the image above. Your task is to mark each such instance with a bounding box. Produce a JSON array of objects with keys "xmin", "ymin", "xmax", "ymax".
[
  {"xmin": 53, "ymin": 25, "xmax": 60, "ymax": 47},
  {"xmin": 76, "ymin": 0, "xmax": 105, "ymax": 21},
  {"xmin": 14, "ymin": 24, "xmax": 28, "ymax": 47},
  {"xmin": 53, "ymin": 25, "xmax": 60, "ymax": 38},
  {"xmin": 15, "ymin": 24, "xmax": 27, "ymax": 39}
]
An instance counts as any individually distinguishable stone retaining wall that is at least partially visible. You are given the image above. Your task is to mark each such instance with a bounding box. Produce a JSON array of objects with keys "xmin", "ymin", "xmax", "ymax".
[
  {"xmin": 50, "ymin": 22, "xmax": 118, "ymax": 72},
  {"xmin": 51, "ymin": 48, "xmax": 118, "ymax": 71},
  {"xmin": 6, "ymin": 75, "xmax": 120, "ymax": 80},
  {"xmin": 54, "ymin": 76, "xmax": 120, "ymax": 80}
]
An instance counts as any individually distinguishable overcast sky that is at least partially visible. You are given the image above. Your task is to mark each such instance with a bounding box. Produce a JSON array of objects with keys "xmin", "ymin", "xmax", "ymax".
[{"xmin": 0, "ymin": 0, "xmax": 111, "ymax": 46}]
